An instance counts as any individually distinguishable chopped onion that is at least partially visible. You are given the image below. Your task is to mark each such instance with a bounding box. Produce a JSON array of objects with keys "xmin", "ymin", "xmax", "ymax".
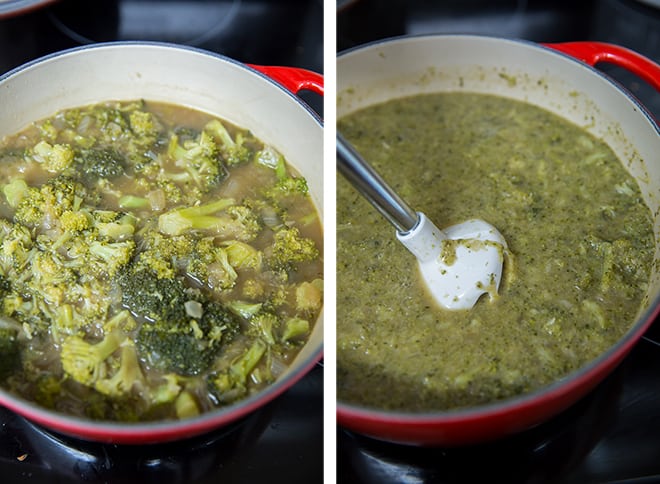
[{"xmin": 184, "ymin": 300, "xmax": 203, "ymax": 319}]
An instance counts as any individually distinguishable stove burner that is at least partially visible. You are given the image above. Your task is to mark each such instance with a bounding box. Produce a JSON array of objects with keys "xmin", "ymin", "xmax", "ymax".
[
  {"xmin": 338, "ymin": 363, "xmax": 622, "ymax": 483},
  {"xmin": 1, "ymin": 401, "xmax": 272, "ymax": 482},
  {"xmin": 48, "ymin": 0, "xmax": 243, "ymax": 46}
]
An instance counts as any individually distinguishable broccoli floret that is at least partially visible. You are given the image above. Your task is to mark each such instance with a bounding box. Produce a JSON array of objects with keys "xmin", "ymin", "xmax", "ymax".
[
  {"xmin": 207, "ymin": 339, "xmax": 267, "ymax": 404},
  {"xmin": 133, "ymin": 231, "xmax": 196, "ymax": 279},
  {"xmin": 249, "ymin": 312, "xmax": 278, "ymax": 345},
  {"xmin": 86, "ymin": 239, "xmax": 136, "ymax": 278},
  {"xmin": 95, "ymin": 212, "xmax": 137, "ymax": 240},
  {"xmin": 128, "ymin": 110, "xmax": 158, "ymax": 138},
  {"xmin": 295, "ymin": 279, "xmax": 323, "ymax": 314},
  {"xmin": 267, "ymin": 227, "xmax": 319, "ymax": 270},
  {"xmin": 14, "ymin": 175, "xmax": 88, "ymax": 228},
  {"xmin": 166, "ymin": 129, "xmax": 227, "ymax": 191},
  {"xmin": 116, "ymin": 267, "xmax": 189, "ymax": 323},
  {"xmin": 31, "ymin": 141, "xmax": 75, "ymax": 173},
  {"xmin": 198, "ymin": 300, "xmax": 241, "ymax": 343},
  {"xmin": 59, "ymin": 210, "xmax": 91, "ymax": 232},
  {"xmin": 136, "ymin": 299, "xmax": 240, "ymax": 377},
  {"xmin": 185, "ymin": 238, "xmax": 238, "ymax": 291},
  {"xmin": 74, "ymin": 147, "xmax": 126, "ymax": 181},
  {"xmin": 0, "ymin": 221, "xmax": 33, "ymax": 274},
  {"xmin": 136, "ymin": 324, "xmax": 214, "ymax": 376},
  {"xmin": 60, "ymin": 330, "xmax": 124, "ymax": 386},
  {"xmin": 94, "ymin": 340, "xmax": 145, "ymax": 397},
  {"xmin": 265, "ymin": 176, "xmax": 309, "ymax": 199},
  {"xmin": 204, "ymin": 119, "xmax": 254, "ymax": 166}
]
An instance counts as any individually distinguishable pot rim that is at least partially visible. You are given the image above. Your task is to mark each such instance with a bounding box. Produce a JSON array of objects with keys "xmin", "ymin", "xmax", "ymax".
[
  {"xmin": 336, "ymin": 33, "xmax": 660, "ymax": 427},
  {"xmin": 0, "ymin": 40, "xmax": 324, "ymax": 444},
  {"xmin": 338, "ymin": 33, "xmax": 659, "ymax": 131},
  {"xmin": 0, "ymin": 40, "xmax": 324, "ymax": 128}
]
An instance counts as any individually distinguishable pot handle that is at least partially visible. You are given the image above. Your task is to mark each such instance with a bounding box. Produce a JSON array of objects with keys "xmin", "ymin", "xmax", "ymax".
[
  {"xmin": 544, "ymin": 41, "xmax": 660, "ymax": 92},
  {"xmin": 248, "ymin": 65, "xmax": 324, "ymax": 96}
]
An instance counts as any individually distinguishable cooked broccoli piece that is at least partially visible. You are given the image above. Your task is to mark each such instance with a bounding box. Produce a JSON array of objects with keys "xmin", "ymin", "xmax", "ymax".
[
  {"xmin": 116, "ymin": 267, "xmax": 189, "ymax": 323},
  {"xmin": 204, "ymin": 119, "xmax": 254, "ymax": 166},
  {"xmin": 159, "ymin": 199, "xmax": 262, "ymax": 241},
  {"xmin": 136, "ymin": 324, "xmax": 214, "ymax": 376},
  {"xmin": 86, "ymin": 239, "xmax": 136, "ymax": 278},
  {"xmin": 0, "ymin": 220, "xmax": 33, "ymax": 274},
  {"xmin": 118, "ymin": 194, "xmax": 150, "ymax": 209},
  {"xmin": 74, "ymin": 147, "xmax": 126, "ymax": 181},
  {"xmin": 255, "ymin": 145, "xmax": 286, "ymax": 175},
  {"xmin": 135, "ymin": 299, "xmax": 240, "ymax": 377},
  {"xmin": 0, "ymin": 323, "xmax": 20, "ymax": 380},
  {"xmin": 267, "ymin": 226, "xmax": 319, "ymax": 270},
  {"xmin": 207, "ymin": 339, "xmax": 267, "ymax": 404},
  {"xmin": 185, "ymin": 238, "xmax": 238, "ymax": 291},
  {"xmin": 132, "ymin": 231, "xmax": 195, "ymax": 279},
  {"xmin": 94, "ymin": 340, "xmax": 145, "ymax": 397},
  {"xmin": 166, "ymin": 128, "xmax": 227, "ymax": 191},
  {"xmin": 174, "ymin": 390, "xmax": 200, "ymax": 419},
  {"xmin": 281, "ymin": 317, "xmax": 310, "ymax": 343},
  {"xmin": 59, "ymin": 210, "xmax": 91, "ymax": 232},
  {"xmin": 31, "ymin": 141, "xmax": 75, "ymax": 173},
  {"xmin": 2, "ymin": 178, "xmax": 30, "ymax": 208},
  {"xmin": 265, "ymin": 176, "xmax": 309, "ymax": 199},
  {"xmin": 157, "ymin": 198, "xmax": 235, "ymax": 236},
  {"xmin": 226, "ymin": 300, "xmax": 263, "ymax": 319},
  {"xmin": 198, "ymin": 300, "xmax": 241, "ymax": 343},
  {"xmin": 128, "ymin": 110, "xmax": 159, "ymax": 138},
  {"xmin": 295, "ymin": 279, "xmax": 323, "ymax": 313},
  {"xmin": 33, "ymin": 374, "xmax": 63, "ymax": 409},
  {"xmin": 95, "ymin": 212, "xmax": 137, "ymax": 240},
  {"xmin": 14, "ymin": 175, "xmax": 88, "ymax": 228},
  {"xmin": 223, "ymin": 241, "xmax": 263, "ymax": 271},
  {"xmin": 60, "ymin": 330, "xmax": 124, "ymax": 386},
  {"xmin": 249, "ymin": 312, "xmax": 278, "ymax": 345},
  {"xmin": 149, "ymin": 373, "xmax": 182, "ymax": 405}
]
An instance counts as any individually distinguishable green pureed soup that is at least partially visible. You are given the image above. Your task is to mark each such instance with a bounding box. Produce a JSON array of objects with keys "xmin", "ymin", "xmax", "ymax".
[
  {"xmin": 0, "ymin": 100, "xmax": 322, "ymax": 421},
  {"xmin": 337, "ymin": 92, "xmax": 653, "ymax": 412}
]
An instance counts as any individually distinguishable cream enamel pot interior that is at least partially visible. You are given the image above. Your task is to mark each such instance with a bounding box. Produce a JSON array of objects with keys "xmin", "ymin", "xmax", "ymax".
[
  {"xmin": 336, "ymin": 34, "xmax": 660, "ymax": 446},
  {"xmin": 0, "ymin": 42, "xmax": 323, "ymax": 444}
]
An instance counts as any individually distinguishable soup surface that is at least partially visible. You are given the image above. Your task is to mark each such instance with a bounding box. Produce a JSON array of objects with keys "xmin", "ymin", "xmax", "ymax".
[
  {"xmin": 337, "ymin": 92, "xmax": 653, "ymax": 411},
  {"xmin": 0, "ymin": 100, "xmax": 323, "ymax": 421}
]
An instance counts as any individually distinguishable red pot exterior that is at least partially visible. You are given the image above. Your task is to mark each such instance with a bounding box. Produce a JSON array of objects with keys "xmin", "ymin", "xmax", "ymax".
[{"xmin": 337, "ymin": 35, "xmax": 660, "ymax": 447}]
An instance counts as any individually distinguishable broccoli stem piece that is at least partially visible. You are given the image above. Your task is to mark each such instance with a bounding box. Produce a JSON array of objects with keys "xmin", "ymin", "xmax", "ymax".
[
  {"xmin": 158, "ymin": 198, "xmax": 235, "ymax": 236},
  {"xmin": 174, "ymin": 390, "xmax": 200, "ymax": 419},
  {"xmin": 118, "ymin": 195, "xmax": 150, "ymax": 209}
]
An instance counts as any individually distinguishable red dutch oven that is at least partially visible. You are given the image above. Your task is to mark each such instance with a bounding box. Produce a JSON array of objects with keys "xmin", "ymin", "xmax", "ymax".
[
  {"xmin": 0, "ymin": 41, "xmax": 324, "ymax": 444},
  {"xmin": 337, "ymin": 34, "xmax": 660, "ymax": 446}
]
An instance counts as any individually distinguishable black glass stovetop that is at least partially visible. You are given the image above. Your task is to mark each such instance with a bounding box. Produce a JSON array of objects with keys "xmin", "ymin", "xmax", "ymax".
[
  {"xmin": 0, "ymin": 2, "xmax": 323, "ymax": 483},
  {"xmin": 338, "ymin": 1, "xmax": 660, "ymax": 482}
]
